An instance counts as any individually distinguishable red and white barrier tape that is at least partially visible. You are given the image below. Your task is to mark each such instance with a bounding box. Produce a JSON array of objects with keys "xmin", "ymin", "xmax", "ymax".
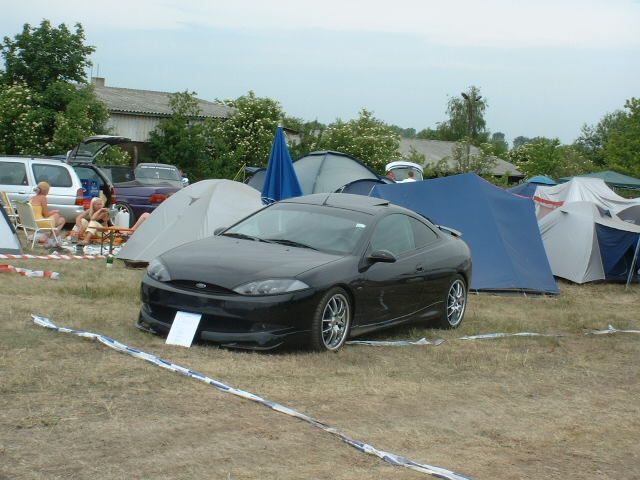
[
  {"xmin": 0, "ymin": 264, "xmax": 60, "ymax": 279},
  {"xmin": 0, "ymin": 254, "xmax": 105, "ymax": 260}
]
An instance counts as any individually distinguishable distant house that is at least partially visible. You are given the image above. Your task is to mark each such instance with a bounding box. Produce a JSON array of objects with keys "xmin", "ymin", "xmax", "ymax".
[
  {"xmin": 399, "ymin": 138, "xmax": 523, "ymax": 181},
  {"xmin": 91, "ymin": 77, "xmax": 234, "ymax": 162}
]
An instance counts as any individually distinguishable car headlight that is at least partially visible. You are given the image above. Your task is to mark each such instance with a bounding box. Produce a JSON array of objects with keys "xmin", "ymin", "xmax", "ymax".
[
  {"xmin": 147, "ymin": 259, "xmax": 171, "ymax": 282},
  {"xmin": 233, "ymin": 279, "xmax": 309, "ymax": 296}
]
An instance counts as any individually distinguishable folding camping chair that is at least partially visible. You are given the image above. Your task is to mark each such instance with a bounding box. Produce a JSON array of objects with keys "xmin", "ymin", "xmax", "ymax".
[
  {"xmin": 0, "ymin": 191, "xmax": 20, "ymax": 229},
  {"xmin": 14, "ymin": 200, "xmax": 60, "ymax": 249}
]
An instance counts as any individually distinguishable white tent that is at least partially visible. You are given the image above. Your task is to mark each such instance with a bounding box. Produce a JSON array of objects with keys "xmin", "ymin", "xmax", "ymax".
[
  {"xmin": 539, "ymin": 202, "xmax": 640, "ymax": 284},
  {"xmin": 533, "ymin": 177, "xmax": 640, "ymax": 219},
  {"xmin": 117, "ymin": 180, "xmax": 262, "ymax": 263},
  {"xmin": 0, "ymin": 207, "xmax": 22, "ymax": 254}
]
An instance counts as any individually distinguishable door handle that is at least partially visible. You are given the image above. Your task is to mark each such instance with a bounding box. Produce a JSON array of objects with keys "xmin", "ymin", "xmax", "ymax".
[{"xmin": 415, "ymin": 264, "xmax": 424, "ymax": 272}]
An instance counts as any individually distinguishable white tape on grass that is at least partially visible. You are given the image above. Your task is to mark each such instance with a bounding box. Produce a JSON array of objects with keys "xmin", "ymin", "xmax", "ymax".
[
  {"xmin": 587, "ymin": 325, "xmax": 640, "ymax": 335},
  {"xmin": 458, "ymin": 332, "xmax": 563, "ymax": 340},
  {"xmin": 347, "ymin": 326, "xmax": 639, "ymax": 347},
  {"xmin": 31, "ymin": 314, "xmax": 474, "ymax": 480},
  {"xmin": 347, "ymin": 338, "xmax": 445, "ymax": 346}
]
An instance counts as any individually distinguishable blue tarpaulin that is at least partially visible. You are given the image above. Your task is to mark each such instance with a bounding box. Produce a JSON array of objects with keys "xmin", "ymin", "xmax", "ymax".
[
  {"xmin": 371, "ymin": 173, "xmax": 558, "ymax": 293},
  {"xmin": 595, "ymin": 224, "xmax": 640, "ymax": 280},
  {"xmin": 508, "ymin": 176, "xmax": 557, "ymax": 198},
  {"xmin": 261, "ymin": 126, "xmax": 302, "ymax": 205}
]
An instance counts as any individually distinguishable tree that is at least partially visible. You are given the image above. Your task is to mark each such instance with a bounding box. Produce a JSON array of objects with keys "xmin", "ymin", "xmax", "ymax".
[
  {"xmin": 313, "ymin": 109, "xmax": 400, "ymax": 173},
  {"xmin": 436, "ymin": 86, "xmax": 489, "ymax": 143},
  {"xmin": 1, "ymin": 20, "xmax": 94, "ymax": 90},
  {"xmin": 603, "ymin": 98, "xmax": 640, "ymax": 177},
  {"xmin": 0, "ymin": 21, "xmax": 107, "ymax": 156},
  {"xmin": 389, "ymin": 125, "xmax": 416, "ymax": 138},
  {"xmin": 416, "ymin": 127, "xmax": 441, "ymax": 140},
  {"xmin": 451, "ymin": 140, "xmax": 497, "ymax": 175},
  {"xmin": 512, "ymin": 136, "xmax": 532, "ymax": 149},
  {"xmin": 507, "ymin": 137, "xmax": 594, "ymax": 179},
  {"xmin": 283, "ymin": 117, "xmax": 325, "ymax": 160},
  {"xmin": 489, "ymin": 132, "xmax": 509, "ymax": 157},
  {"xmin": 574, "ymin": 111, "xmax": 626, "ymax": 167},
  {"xmin": 148, "ymin": 91, "xmax": 208, "ymax": 180},
  {"xmin": 204, "ymin": 91, "xmax": 284, "ymax": 178},
  {"xmin": 402, "ymin": 146, "xmax": 449, "ymax": 178}
]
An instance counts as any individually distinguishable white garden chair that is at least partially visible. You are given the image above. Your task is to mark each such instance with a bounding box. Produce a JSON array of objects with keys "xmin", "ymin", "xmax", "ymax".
[
  {"xmin": 14, "ymin": 201, "xmax": 60, "ymax": 249},
  {"xmin": 0, "ymin": 191, "xmax": 20, "ymax": 229}
]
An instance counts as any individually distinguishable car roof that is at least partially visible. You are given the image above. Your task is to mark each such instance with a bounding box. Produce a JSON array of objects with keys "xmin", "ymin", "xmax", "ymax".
[
  {"xmin": 135, "ymin": 163, "xmax": 179, "ymax": 169},
  {"xmin": 281, "ymin": 193, "xmax": 419, "ymax": 216},
  {"xmin": 385, "ymin": 160, "xmax": 424, "ymax": 173},
  {"xmin": 0, "ymin": 156, "xmax": 74, "ymax": 167}
]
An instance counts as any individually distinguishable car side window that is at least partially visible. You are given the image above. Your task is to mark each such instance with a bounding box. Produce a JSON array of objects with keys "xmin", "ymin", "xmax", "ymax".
[
  {"xmin": 410, "ymin": 217, "xmax": 439, "ymax": 248},
  {"xmin": 32, "ymin": 164, "xmax": 72, "ymax": 188},
  {"xmin": 370, "ymin": 214, "xmax": 416, "ymax": 257},
  {"xmin": 0, "ymin": 162, "xmax": 28, "ymax": 186}
]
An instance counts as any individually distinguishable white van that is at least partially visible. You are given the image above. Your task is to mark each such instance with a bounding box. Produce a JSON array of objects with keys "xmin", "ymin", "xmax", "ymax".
[{"xmin": 0, "ymin": 156, "xmax": 85, "ymax": 223}]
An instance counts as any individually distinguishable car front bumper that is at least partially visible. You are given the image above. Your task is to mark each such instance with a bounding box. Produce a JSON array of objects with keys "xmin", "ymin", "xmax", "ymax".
[{"xmin": 139, "ymin": 275, "xmax": 322, "ymax": 350}]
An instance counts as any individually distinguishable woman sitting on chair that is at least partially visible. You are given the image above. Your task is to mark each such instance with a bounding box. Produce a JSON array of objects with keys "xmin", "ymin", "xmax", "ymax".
[
  {"xmin": 75, "ymin": 197, "xmax": 110, "ymax": 245},
  {"xmin": 30, "ymin": 181, "xmax": 65, "ymax": 240}
]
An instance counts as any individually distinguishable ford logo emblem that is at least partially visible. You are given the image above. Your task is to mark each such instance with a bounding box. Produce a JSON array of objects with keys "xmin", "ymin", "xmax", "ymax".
[{"xmin": 195, "ymin": 283, "xmax": 207, "ymax": 289}]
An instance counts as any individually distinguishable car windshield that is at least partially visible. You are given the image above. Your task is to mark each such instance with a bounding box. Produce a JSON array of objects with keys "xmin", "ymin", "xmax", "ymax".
[
  {"xmin": 135, "ymin": 165, "xmax": 181, "ymax": 181},
  {"xmin": 389, "ymin": 166, "xmax": 423, "ymax": 181},
  {"xmin": 100, "ymin": 166, "xmax": 134, "ymax": 183},
  {"xmin": 224, "ymin": 203, "xmax": 370, "ymax": 255}
]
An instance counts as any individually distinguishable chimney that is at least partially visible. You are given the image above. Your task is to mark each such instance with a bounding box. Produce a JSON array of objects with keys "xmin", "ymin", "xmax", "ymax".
[{"xmin": 91, "ymin": 77, "xmax": 105, "ymax": 87}]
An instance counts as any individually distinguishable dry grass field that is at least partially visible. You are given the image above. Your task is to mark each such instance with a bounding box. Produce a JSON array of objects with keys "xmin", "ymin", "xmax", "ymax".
[{"xmin": 1, "ymin": 257, "xmax": 639, "ymax": 479}]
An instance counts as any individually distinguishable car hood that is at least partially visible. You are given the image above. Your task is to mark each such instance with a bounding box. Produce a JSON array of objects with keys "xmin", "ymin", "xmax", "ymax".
[{"xmin": 160, "ymin": 236, "xmax": 341, "ymax": 289}]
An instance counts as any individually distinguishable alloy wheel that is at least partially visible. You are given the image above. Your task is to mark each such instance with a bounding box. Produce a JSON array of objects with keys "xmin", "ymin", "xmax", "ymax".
[
  {"xmin": 446, "ymin": 279, "xmax": 467, "ymax": 327},
  {"xmin": 321, "ymin": 293, "xmax": 350, "ymax": 350}
]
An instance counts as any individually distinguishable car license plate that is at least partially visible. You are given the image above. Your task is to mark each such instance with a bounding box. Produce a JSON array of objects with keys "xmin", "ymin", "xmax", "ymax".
[{"xmin": 166, "ymin": 311, "xmax": 202, "ymax": 347}]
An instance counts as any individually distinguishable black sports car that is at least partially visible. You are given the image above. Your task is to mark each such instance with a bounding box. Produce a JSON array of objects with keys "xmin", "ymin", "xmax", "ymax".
[{"xmin": 138, "ymin": 194, "xmax": 472, "ymax": 351}]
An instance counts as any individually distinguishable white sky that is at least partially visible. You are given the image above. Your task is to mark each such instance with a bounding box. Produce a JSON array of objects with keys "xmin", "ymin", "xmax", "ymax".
[{"xmin": 2, "ymin": 0, "xmax": 639, "ymax": 142}]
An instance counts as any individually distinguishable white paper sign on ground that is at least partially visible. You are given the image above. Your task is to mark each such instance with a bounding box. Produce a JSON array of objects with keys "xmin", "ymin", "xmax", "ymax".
[{"xmin": 166, "ymin": 311, "xmax": 202, "ymax": 347}]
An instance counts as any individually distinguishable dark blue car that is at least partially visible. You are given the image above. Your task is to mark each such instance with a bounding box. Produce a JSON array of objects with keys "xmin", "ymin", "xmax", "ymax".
[{"xmin": 67, "ymin": 137, "xmax": 182, "ymax": 226}]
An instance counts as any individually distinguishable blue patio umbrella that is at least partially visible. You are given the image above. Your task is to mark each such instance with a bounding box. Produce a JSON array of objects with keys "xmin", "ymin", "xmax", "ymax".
[{"xmin": 261, "ymin": 125, "xmax": 303, "ymax": 205}]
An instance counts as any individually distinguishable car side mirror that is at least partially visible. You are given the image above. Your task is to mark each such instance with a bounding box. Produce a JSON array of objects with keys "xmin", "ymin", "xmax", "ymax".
[
  {"xmin": 367, "ymin": 249, "xmax": 397, "ymax": 263},
  {"xmin": 214, "ymin": 227, "xmax": 226, "ymax": 236}
]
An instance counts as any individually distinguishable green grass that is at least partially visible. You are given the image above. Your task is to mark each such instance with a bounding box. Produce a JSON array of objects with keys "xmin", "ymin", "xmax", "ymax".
[{"xmin": 0, "ymin": 258, "xmax": 639, "ymax": 480}]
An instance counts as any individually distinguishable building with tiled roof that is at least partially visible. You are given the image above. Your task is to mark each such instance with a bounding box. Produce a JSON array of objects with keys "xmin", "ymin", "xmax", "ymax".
[
  {"xmin": 399, "ymin": 138, "xmax": 522, "ymax": 179},
  {"xmin": 91, "ymin": 77, "xmax": 234, "ymax": 162},
  {"xmin": 92, "ymin": 77, "xmax": 233, "ymax": 141}
]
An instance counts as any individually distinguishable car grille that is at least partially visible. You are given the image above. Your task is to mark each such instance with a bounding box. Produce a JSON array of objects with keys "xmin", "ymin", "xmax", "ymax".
[{"xmin": 168, "ymin": 280, "xmax": 237, "ymax": 296}]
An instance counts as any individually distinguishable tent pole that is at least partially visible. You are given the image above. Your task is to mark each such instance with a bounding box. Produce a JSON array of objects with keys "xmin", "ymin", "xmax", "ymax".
[
  {"xmin": 232, "ymin": 163, "xmax": 246, "ymax": 182},
  {"xmin": 626, "ymin": 236, "xmax": 640, "ymax": 290}
]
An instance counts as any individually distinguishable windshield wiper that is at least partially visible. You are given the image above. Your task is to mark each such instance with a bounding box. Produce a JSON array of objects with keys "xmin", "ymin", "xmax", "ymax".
[
  {"xmin": 265, "ymin": 238, "xmax": 318, "ymax": 250},
  {"xmin": 222, "ymin": 232, "xmax": 269, "ymax": 242}
]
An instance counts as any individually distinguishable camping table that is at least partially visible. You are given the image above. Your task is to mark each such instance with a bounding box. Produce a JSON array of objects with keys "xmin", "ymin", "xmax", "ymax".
[{"xmin": 97, "ymin": 226, "xmax": 134, "ymax": 255}]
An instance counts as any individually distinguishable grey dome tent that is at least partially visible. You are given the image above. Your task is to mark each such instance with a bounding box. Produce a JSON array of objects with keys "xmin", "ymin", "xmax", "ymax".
[
  {"xmin": 294, "ymin": 151, "xmax": 381, "ymax": 194},
  {"xmin": 118, "ymin": 180, "xmax": 262, "ymax": 264},
  {"xmin": 0, "ymin": 207, "xmax": 21, "ymax": 254},
  {"xmin": 246, "ymin": 151, "xmax": 383, "ymax": 195},
  {"xmin": 539, "ymin": 202, "xmax": 640, "ymax": 283}
]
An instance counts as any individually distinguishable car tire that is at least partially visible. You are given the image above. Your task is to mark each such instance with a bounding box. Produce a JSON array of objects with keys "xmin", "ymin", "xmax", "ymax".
[
  {"xmin": 115, "ymin": 202, "xmax": 135, "ymax": 228},
  {"xmin": 437, "ymin": 274, "xmax": 467, "ymax": 329},
  {"xmin": 310, "ymin": 287, "xmax": 351, "ymax": 352}
]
